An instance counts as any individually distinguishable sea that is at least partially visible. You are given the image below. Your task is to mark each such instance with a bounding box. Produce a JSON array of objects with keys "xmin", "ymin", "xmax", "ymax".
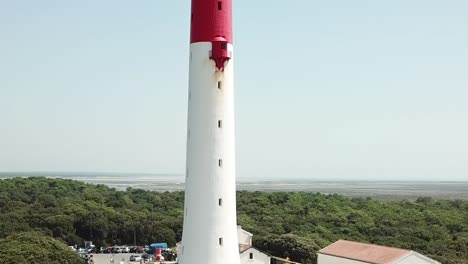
[{"xmin": 1, "ymin": 172, "xmax": 467, "ymax": 200}]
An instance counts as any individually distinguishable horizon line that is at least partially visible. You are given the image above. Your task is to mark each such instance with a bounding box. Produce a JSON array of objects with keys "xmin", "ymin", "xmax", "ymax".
[{"xmin": 0, "ymin": 171, "xmax": 467, "ymax": 182}]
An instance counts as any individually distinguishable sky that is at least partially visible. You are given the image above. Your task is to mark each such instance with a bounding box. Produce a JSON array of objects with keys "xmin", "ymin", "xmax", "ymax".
[{"xmin": 0, "ymin": 0, "xmax": 467, "ymax": 181}]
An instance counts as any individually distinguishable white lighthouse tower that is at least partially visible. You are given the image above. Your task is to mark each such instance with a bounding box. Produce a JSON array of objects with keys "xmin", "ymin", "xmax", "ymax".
[{"xmin": 179, "ymin": 0, "xmax": 240, "ymax": 263}]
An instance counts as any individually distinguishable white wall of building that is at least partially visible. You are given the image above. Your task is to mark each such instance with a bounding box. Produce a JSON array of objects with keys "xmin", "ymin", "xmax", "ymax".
[
  {"xmin": 396, "ymin": 253, "xmax": 441, "ymax": 264},
  {"xmin": 240, "ymin": 248, "xmax": 270, "ymax": 264},
  {"xmin": 317, "ymin": 254, "xmax": 368, "ymax": 264},
  {"xmin": 237, "ymin": 226, "xmax": 253, "ymax": 246}
]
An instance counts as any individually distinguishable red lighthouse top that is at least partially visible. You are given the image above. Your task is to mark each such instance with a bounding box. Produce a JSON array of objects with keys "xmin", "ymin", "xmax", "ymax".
[{"xmin": 190, "ymin": 0, "xmax": 233, "ymax": 44}]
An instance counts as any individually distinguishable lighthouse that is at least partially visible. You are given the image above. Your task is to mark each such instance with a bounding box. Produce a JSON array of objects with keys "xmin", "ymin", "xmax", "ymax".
[{"xmin": 179, "ymin": 0, "xmax": 240, "ymax": 263}]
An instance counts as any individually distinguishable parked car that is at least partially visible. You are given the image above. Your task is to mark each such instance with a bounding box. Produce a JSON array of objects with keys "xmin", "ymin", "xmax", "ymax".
[
  {"xmin": 129, "ymin": 255, "xmax": 142, "ymax": 261},
  {"xmin": 162, "ymin": 250, "xmax": 177, "ymax": 261},
  {"xmin": 121, "ymin": 246, "xmax": 130, "ymax": 253},
  {"xmin": 112, "ymin": 247, "xmax": 122, "ymax": 253},
  {"xmin": 142, "ymin": 253, "xmax": 154, "ymax": 261},
  {"xmin": 103, "ymin": 247, "xmax": 113, "ymax": 254},
  {"xmin": 86, "ymin": 246, "xmax": 96, "ymax": 253},
  {"xmin": 130, "ymin": 246, "xmax": 144, "ymax": 253}
]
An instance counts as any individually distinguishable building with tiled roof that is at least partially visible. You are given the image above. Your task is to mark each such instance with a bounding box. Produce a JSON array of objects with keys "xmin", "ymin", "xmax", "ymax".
[{"xmin": 317, "ymin": 240, "xmax": 440, "ymax": 264}]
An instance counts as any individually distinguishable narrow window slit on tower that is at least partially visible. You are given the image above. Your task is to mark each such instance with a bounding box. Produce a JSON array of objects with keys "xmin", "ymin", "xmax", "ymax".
[
  {"xmin": 217, "ymin": 81, "xmax": 222, "ymax": 89},
  {"xmin": 218, "ymin": 120, "xmax": 222, "ymax": 128},
  {"xmin": 250, "ymin": 253, "xmax": 254, "ymax": 259},
  {"xmin": 219, "ymin": 237, "xmax": 223, "ymax": 246},
  {"xmin": 219, "ymin": 198, "xmax": 222, "ymax": 206},
  {"xmin": 218, "ymin": 1, "xmax": 222, "ymax": 10},
  {"xmin": 218, "ymin": 159, "xmax": 223, "ymax": 167},
  {"xmin": 221, "ymin": 42, "xmax": 228, "ymax": 50}
]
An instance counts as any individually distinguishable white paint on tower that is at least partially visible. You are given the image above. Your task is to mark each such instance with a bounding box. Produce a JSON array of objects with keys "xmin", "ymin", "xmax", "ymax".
[{"xmin": 179, "ymin": 41, "xmax": 240, "ymax": 264}]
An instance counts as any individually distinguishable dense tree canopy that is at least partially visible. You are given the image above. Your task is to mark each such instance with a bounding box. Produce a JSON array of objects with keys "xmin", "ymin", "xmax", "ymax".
[
  {"xmin": 0, "ymin": 177, "xmax": 467, "ymax": 264},
  {"xmin": 237, "ymin": 192, "xmax": 468, "ymax": 264},
  {"xmin": 0, "ymin": 231, "xmax": 83, "ymax": 264}
]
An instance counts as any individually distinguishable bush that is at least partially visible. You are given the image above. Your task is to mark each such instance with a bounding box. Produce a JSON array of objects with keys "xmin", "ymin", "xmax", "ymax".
[{"xmin": 0, "ymin": 231, "xmax": 83, "ymax": 264}]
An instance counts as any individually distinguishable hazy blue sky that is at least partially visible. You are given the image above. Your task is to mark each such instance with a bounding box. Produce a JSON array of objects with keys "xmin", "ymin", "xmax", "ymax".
[{"xmin": 1, "ymin": 0, "xmax": 467, "ymax": 180}]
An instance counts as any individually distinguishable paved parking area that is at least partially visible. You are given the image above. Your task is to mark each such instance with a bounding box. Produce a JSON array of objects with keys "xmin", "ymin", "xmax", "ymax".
[
  {"xmin": 89, "ymin": 253, "xmax": 143, "ymax": 264},
  {"xmin": 87, "ymin": 253, "xmax": 177, "ymax": 264}
]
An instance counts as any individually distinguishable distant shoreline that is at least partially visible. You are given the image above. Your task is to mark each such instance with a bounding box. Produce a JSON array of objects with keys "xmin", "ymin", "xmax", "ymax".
[
  {"xmin": 1, "ymin": 172, "xmax": 468, "ymax": 200},
  {"xmin": 0, "ymin": 171, "xmax": 466, "ymax": 182}
]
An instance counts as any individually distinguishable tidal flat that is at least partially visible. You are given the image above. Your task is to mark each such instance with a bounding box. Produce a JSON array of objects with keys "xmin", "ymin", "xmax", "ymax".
[{"xmin": 1, "ymin": 172, "xmax": 467, "ymax": 200}]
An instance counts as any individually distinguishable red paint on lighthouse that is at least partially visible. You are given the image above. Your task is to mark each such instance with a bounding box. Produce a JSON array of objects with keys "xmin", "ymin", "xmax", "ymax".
[
  {"xmin": 191, "ymin": 0, "xmax": 233, "ymax": 44},
  {"xmin": 191, "ymin": 0, "xmax": 232, "ymax": 70}
]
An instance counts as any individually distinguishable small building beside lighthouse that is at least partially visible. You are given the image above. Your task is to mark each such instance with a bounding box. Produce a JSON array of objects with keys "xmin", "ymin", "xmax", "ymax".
[{"xmin": 318, "ymin": 240, "xmax": 441, "ymax": 264}]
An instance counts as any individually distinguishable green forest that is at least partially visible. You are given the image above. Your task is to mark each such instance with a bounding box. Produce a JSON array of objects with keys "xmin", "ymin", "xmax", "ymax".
[{"xmin": 0, "ymin": 177, "xmax": 467, "ymax": 264}]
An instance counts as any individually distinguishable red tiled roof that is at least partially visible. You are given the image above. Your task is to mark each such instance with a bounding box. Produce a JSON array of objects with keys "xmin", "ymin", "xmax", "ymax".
[{"xmin": 318, "ymin": 240, "xmax": 411, "ymax": 264}]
